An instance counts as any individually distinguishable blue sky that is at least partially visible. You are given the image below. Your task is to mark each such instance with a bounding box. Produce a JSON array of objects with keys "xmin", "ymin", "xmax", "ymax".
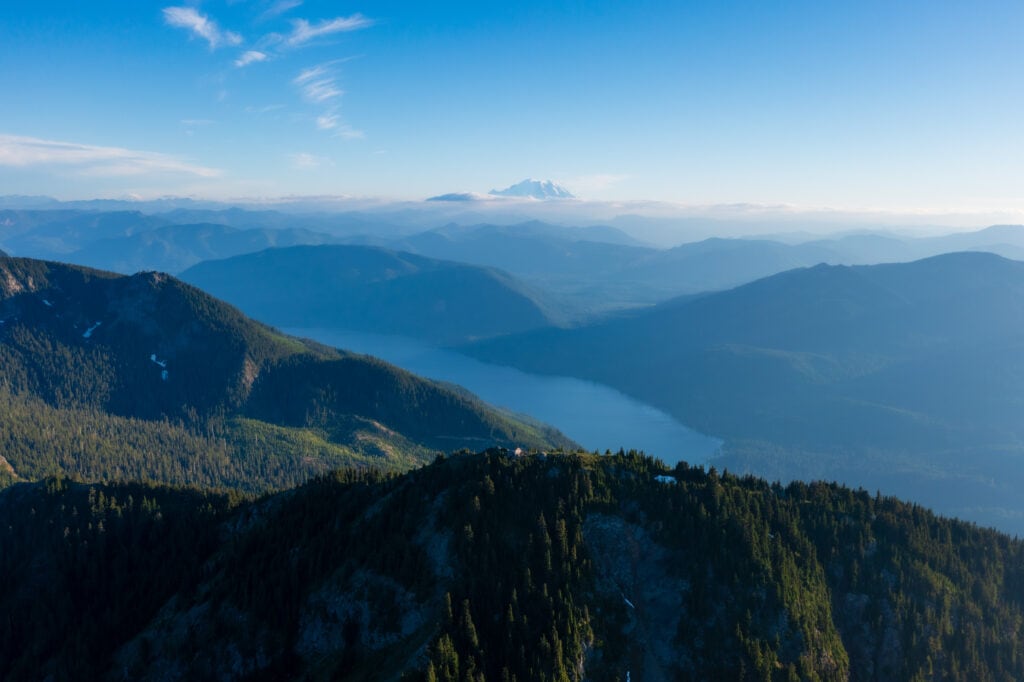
[{"xmin": 2, "ymin": 0, "xmax": 1023, "ymax": 213}]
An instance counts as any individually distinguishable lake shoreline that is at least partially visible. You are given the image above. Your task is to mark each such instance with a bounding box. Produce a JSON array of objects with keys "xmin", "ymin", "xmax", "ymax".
[{"xmin": 286, "ymin": 327, "xmax": 722, "ymax": 467}]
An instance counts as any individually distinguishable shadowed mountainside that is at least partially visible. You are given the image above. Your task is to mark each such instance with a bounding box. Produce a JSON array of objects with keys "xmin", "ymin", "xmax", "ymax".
[
  {"xmin": 465, "ymin": 252, "xmax": 1024, "ymax": 532},
  {"xmin": 181, "ymin": 244, "xmax": 566, "ymax": 343}
]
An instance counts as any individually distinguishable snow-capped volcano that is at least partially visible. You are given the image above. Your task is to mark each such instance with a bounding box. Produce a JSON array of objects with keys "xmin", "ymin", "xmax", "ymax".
[{"xmin": 489, "ymin": 179, "xmax": 575, "ymax": 200}]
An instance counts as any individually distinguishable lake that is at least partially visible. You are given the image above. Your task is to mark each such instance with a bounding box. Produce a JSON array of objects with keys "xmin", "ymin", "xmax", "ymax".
[{"xmin": 286, "ymin": 328, "xmax": 722, "ymax": 467}]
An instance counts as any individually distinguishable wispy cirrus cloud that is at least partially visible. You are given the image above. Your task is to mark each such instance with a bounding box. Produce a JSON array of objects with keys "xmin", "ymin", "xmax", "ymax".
[
  {"xmin": 161, "ymin": 5, "xmax": 372, "ymax": 139},
  {"xmin": 162, "ymin": 6, "xmax": 242, "ymax": 49},
  {"xmin": 292, "ymin": 62, "xmax": 365, "ymax": 138},
  {"xmin": 0, "ymin": 134, "xmax": 221, "ymax": 178},
  {"xmin": 285, "ymin": 15, "xmax": 373, "ymax": 47},
  {"xmin": 260, "ymin": 0, "xmax": 303, "ymax": 21},
  {"xmin": 294, "ymin": 63, "xmax": 344, "ymax": 102},
  {"xmin": 316, "ymin": 113, "xmax": 340, "ymax": 130},
  {"xmin": 313, "ymin": 113, "xmax": 363, "ymax": 139},
  {"xmin": 234, "ymin": 50, "xmax": 268, "ymax": 68}
]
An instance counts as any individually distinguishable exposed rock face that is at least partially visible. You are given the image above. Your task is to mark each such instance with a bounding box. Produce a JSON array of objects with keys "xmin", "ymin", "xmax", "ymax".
[{"xmin": 584, "ymin": 513, "xmax": 686, "ymax": 681}]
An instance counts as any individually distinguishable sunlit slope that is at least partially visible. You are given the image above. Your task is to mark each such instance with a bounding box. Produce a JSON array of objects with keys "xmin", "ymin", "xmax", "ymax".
[{"xmin": 0, "ymin": 256, "xmax": 573, "ymax": 490}]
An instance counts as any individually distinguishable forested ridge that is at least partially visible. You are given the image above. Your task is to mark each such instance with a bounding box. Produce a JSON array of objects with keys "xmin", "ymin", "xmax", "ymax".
[
  {"xmin": 0, "ymin": 256, "xmax": 571, "ymax": 491},
  {"xmin": 3, "ymin": 451, "xmax": 1023, "ymax": 680}
]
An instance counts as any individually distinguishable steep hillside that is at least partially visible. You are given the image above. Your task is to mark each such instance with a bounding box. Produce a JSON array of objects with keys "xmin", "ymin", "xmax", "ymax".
[
  {"xmin": 3, "ymin": 451, "xmax": 1024, "ymax": 680},
  {"xmin": 181, "ymin": 245, "xmax": 563, "ymax": 343},
  {"xmin": 0, "ymin": 256, "xmax": 572, "ymax": 490},
  {"xmin": 466, "ymin": 253, "xmax": 1024, "ymax": 532}
]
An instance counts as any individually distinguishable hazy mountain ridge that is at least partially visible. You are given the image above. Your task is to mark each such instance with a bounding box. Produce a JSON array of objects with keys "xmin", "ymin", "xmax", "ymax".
[
  {"xmin": 395, "ymin": 221, "xmax": 663, "ymax": 315},
  {"xmin": 67, "ymin": 222, "xmax": 345, "ymax": 274},
  {"xmin": 3, "ymin": 451, "xmax": 1023, "ymax": 680},
  {"xmin": 425, "ymin": 191, "xmax": 490, "ymax": 202},
  {"xmin": 0, "ymin": 207, "xmax": 411, "ymax": 269},
  {"xmin": 181, "ymin": 244, "xmax": 567, "ymax": 342},
  {"xmin": 395, "ymin": 221, "xmax": 1024, "ymax": 313},
  {"xmin": 423, "ymin": 220, "xmax": 645, "ymax": 247},
  {"xmin": 465, "ymin": 252, "xmax": 1024, "ymax": 532},
  {"xmin": 0, "ymin": 256, "xmax": 572, "ymax": 490},
  {"xmin": 0, "ymin": 209, "xmax": 170, "ymax": 258},
  {"xmin": 5, "ymin": 204, "xmax": 1024, "ymax": 316}
]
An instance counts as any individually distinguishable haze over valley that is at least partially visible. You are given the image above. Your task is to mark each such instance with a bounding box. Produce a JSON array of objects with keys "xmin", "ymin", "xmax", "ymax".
[{"xmin": 7, "ymin": 204, "xmax": 1024, "ymax": 530}]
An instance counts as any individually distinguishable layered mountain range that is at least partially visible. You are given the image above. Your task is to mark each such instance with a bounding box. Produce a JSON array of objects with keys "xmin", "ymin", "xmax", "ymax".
[
  {"xmin": 4, "ymin": 203, "xmax": 1024, "ymax": 679},
  {"xmin": 5, "ymin": 205, "xmax": 1024, "ymax": 317}
]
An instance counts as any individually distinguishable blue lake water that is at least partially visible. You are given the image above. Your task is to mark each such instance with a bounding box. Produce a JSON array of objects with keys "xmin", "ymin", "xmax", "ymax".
[{"xmin": 286, "ymin": 328, "xmax": 722, "ymax": 467}]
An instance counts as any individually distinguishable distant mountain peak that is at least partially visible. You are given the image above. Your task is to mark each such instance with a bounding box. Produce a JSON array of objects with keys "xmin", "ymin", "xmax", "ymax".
[
  {"xmin": 489, "ymin": 179, "xmax": 575, "ymax": 200},
  {"xmin": 425, "ymin": 192, "xmax": 491, "ymax": 202}
]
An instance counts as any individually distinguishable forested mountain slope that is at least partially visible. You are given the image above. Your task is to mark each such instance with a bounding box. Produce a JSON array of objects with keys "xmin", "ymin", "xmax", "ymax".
[
  {"xmin": 2, "ymin": 451, "xmax": 1022, "ymax": 680},
  {"xmin": 0, "ymin": 256, "xmax": 571, "ymax": 491},
  {"xmin": 466, "ymin": 252, "xmax": 1024, "ymax": 532}
]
